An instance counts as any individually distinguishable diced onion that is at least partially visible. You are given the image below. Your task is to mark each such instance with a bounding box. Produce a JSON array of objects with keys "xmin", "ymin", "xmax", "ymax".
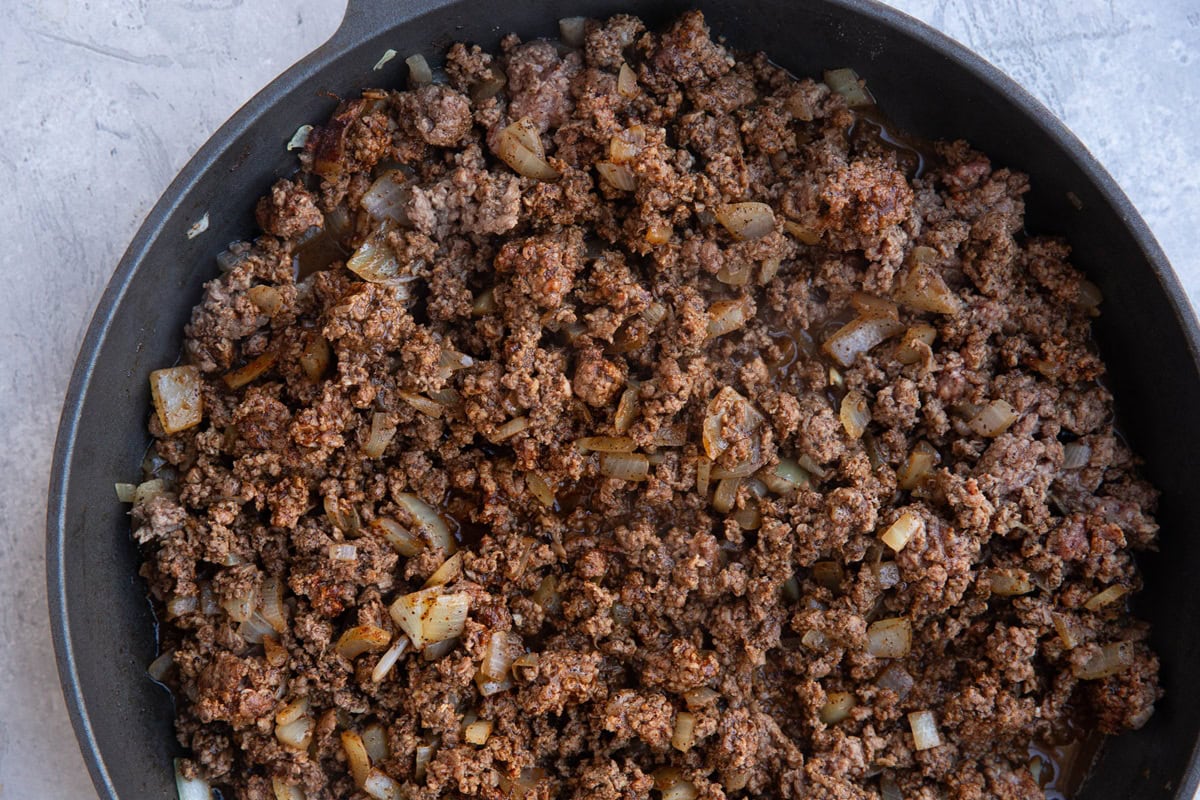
[
  {"xmin": 596, "ymin": 161, "xmax": 637, "ymax": 191},
  {"xmin": 480, "ymin": 630, "xmax": 523, "ymax": 681},
  {"xmin": 272, "ymin": 778, "xmax": 306, "ymax": 800},
  {"xmin": 495, "ymin": 118, "xmax": 560, "ymax": 181},
  {"xmin": 875, "ymin": 663, "xmax": 914, "ymax": 697},
  {"xmin": 493, "ymin": 416, "xmax": 530, "ymax": 441},
  {"xmin": 760, "ymin": 257, "xmax": 782, "ymax": 284},
  {"xmin": 1052, "ymin": 612, "xmax": 1080, "ymax": 649},
  {"xmin": 867, "ymin": 617, "xmax": 912, "ymax": 658},
  {"xmin": 238, "ymin": 612, "xmax": 276, "ymax": 644},
  {"xmin": 715, "ymin": 202, "xmax": 776, "ymax": 240},
  {"xmin": 762, "ymin": 458, "xmax": 811, "ymax": 495},
  {"xmin": 414, "ymin": 744, "xmax": 435, "ymax": 781},
  {"xmin": 896, "ymin": 323, "xmax": 937, "ymax": 365},
  {"xmin": 371, "ymin": 634, "xmax": 410, "ymax": 682},
  {"xmin": 851, "ymin": 292, "xmax": 899, "ymax": 319},
  {"xmin": 423, "ymin": 552, "xmax": 464, "ymax": 588},
  {"xmin": 330, "ymin": 542, "xmax": 358, "ymax": 561},
  {"xmin": 406, "ymin": 54, "xmax": 433, "ymax": 86},
  {"xmin": 880, "ymin": 511, "xmax": 922, "ymax": 553},
  {"xmin": 880, "ymin": 776, "xmax": 903, "ymax": 800},
  {"xmin": 247, "ymin": 285, "xmax": 282, "ymax": 316},
  {"xmin": 166, "ymin": 594, "xmax": 197, "ymax": 619},
  {"xmin": 989, "ymin": 569, "xmax": 1033, "ymax": 597},
  {"xmin": 221, "ymin": 585, "xmax": 258, "ymax": 624},
  {"xmin": 645, "ymin": 223, "xmax": 672, "ymax": 245},
  {"xmin": 373, "ymin": 49, "xmax": 397, "ymax": 70},
  {"xmin": 712, "ymin": 477, "xmax": 740, "ymax": 514},
  {"xmin": 398, "ymin": 391, "xmax": 444, "ymax": 418},
  {"xmin": 577, "ymin": 435, "xmax": 637, "ymax": 452},
  {"xmin": 812, "ymin": 561, "xmax": 844, "ymax": 589},
  {"xmin": 802, "ymin": 629, "xmax": 828, "ymax": 650},
  {"xmin": 671, "ymin": 711, "xmax": 698, "ymax": 751},
  {"xmin": 823, "ymin": 316, "xmax": 906, "ymax": 368},
  {"xmin": 324, "ymin": 495, "xmax": 361, "ymax": 535},
  {"xmin": 526, "ymin": 472, "xmax": 556, "ymax": 508},
  {"xmin": 147, "ymin": 650, "xmax": 174, "ymax": 682},
  {"xmin": 300, "ymin": 334, "xmax": 331, "ymax": 381},
  {"xmin": 1062, "ymin": 441, "xmax": 1091, "ymax": 470},
  {"xmin": 174, "ymin": 760, "xmax": 213, "ymax": 800},
  {"xmin": 824, "ymin": 67, "xmax": 874, "ymax": 107},
  {"xmin": 614, "ymin": 388, "xmax": 639, "ymax": 433},
  {"xmin": 362, "ymin": 723, "xmax": 389, "ymax": 764},
  {"xmin": 464, "ymin": 718, "xmax": 493, "ymax": 745},
  {"xmin": 609, "ymin": 127, "xmax": 645, "ymax": 163},
  {"xmin": 262, "ymin": 635, "xmax": 288, "ymax": 667},
  {"xmin": 1084, "ymin": 584, "xmax": 1129, "ymax": 611},
  {"xmin": 969, "ymin": 400, "xmax": 1019, "ymax": 438},
  {"xmin": 469, "ymin": 65, "xmax": 507, "ymax": 103},
  {"xmin": 558, "ymin": 16, "xmax": 587, "ymax": 46},
  {"xmin": 840, "ymin": 390, "xmax": 871, "ymax": 439},
  {"xmin": 422, "ymin": 637, "xmax": 459, "ymax": 661},
  {"xmin": 286, "ymin": 125, "xmax": 313, "ymax": 152},
  {"xmin": 276, "ymin": 696, "xmax": 309, "ymax": 727},
  {"xmin": 895, "ymin": 249, "xmax": 961, "ymax": 315},
  {"xmin": 114, "ymin": 482, "xmax": 137, "ymax": 503},
  {"xmin": 389, "ymin": 588, "xmax": 470, "ymax": 649},
  {"xmin": 499, "ymin": 767, "xmax": 546, "ymax": 799},
  {"xmin": 472, "ymin": 288, "xmax": 497, "ymax": 316},
  {"xmin": 732, "ymin": 501, "xmax": 762, "ymax": 530},
  {"xmin": 897, "ymin": 442, "xmax": 938, "ymax": 490},
  {"xmin": 1077, "ymin": 279, "xmax": 1103, "ymax": 311},
  {"xmin": 476, "ymin": 672, "xmax": 515, "ymax": 696},
  {"xmin": 819, "ymin": 691, "xmax": 856, "ymax": 725},
  {"xmin": 716, "ymin": 260, "xmax": 752, "ymax": 286},
  {"xmin": 706, "ymin": 297, "xmax": 753, "ymax": 338},
  {"xmin": 908, "ymin": 710, "xmax": 942, "ymax": 751},
  {"xmin": 532, "ymin": 575, "xmax": 562, "ymax": 614},
  {"xmin": 616, "ymin": 62, "xmax": 640, "ymax": 97},
  {"xmin": 873, "ymin": 561, "xmax": 901, "ymax": 588},
  {"xmin": 372, "ymin": 517, "xmax": 426, "ymax": 557},
  {"xmin": 362, "ymin": 170, "xmax": 413, "ymax": 225},
  {"xmin": 659, "ymin": 778, "xmax": 698, "ymax": 800},
  {"xmin": 259, "ymin": 576, "xmax": 287, "ymax": 633},
  {"xmin": 784, "ymin": 220, "xmax": 821, "ymax": 245},
  {"xmin": 276, "ymin": 715, "xmax": 314, "ymax": 749},
  {"xmin": 341, "ymin": 730, "xmax": 372, "ymax": 788},
  {"xmin": 684, "ymin": 687, "xmax": 720, "ymax": 709},
  {"xmin": 781, "ymin": 575, "xmax": 802, "ymax": 602},
  {"xmin": 150, "ymin": 366, "xmax": 203, "ymax": 434},
  {"xmin": 336, "ymin": 624, "xmax": 392, "ymax": 660},
  {"xmin": 511, "ymin": 652, "xmax": 540, "ymax": 682},
  {"xmin": 1074, "ymin": 641, "xmax": 1135, "ymax": 679},
  {"xmin": 363, "ymin": 770, "xmax": 402, "ymax": 800},
  {"xmin": 396, "ymin": 493, "xmax": 456, "ymax": 553},
  {"xmin": 599, "ymin": 452, "xmax": 650, "ymax": 481}
]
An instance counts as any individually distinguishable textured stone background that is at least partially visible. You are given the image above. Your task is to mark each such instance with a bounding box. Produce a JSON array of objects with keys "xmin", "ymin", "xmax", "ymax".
[{"xmin": 0, "ymin": 1, "xmax": 1195, "ymax": 797}]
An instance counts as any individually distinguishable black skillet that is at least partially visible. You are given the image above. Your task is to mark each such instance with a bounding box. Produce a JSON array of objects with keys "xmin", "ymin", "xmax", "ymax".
[{"xmin": 47, "ymin": 0, "xmax": 1200, "ymax": 797}]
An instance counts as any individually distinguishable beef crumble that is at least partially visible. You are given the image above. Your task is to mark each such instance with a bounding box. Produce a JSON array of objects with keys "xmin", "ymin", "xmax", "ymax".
[{"xmin": 132, "ymin": 11, "xmax": 1161, "ymax": 800}]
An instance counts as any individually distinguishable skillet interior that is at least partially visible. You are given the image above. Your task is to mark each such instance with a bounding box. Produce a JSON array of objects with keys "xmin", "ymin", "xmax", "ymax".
[{"xmin": 47, "ymin": 0, "xmax": 1200, "ymax": 797}]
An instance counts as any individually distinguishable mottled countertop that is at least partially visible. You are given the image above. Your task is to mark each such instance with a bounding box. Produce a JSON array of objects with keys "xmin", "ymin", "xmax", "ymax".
[{"xmin": 1, "ymin": 1, "xmax": 1196, "ymax": 797}]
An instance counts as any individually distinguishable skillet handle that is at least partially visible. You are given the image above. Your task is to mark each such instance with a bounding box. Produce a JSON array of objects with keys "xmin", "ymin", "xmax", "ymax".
[{"xmin": 316, "ymin": 0, "xmax": 444, "ymax": 57}]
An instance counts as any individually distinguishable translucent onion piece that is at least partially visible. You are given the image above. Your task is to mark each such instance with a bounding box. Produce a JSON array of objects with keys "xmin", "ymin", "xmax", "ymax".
[
  {"xmin": 867, "ymin": 617, "xmax": 912, "ymax": 658},
  {"xmin": 783, "ymin": 219, "xmax": 821, "ymax": 245},
  {"xmin": 989, "ymin": 569, "xmax": 1033, "ymax": 597},
  {"xmin": 1077, "ymin": 279, "xmax": 1103, "ymax": 311},
  {"xmin": 262, "ymin": 635, "xmax": 288, "ymax": 667},
  {"xmin": 840, "ymin": 390, "xmax": 871, "ymax": 439},
  {"xmin": 760, "ymin": 257, "xmax": 782, "ymax": 284},
  {"xmin": 896, "ymin": 323, "xmax": 937, "ymax": 365},
  {"xmin": 702, "ymin": 386, "xmax": 765, "ymax": 464},
  {"xmin": 511, "ymin": 652, "xmax": 540, "ymax": 682},
  {"xmin": 616, "ymin": 62, "xmax": 639, "ymax": 97},
  {"xmin": 348, "ymin": 224, "xmax": 402, "ymax": 283},
  {"xmin": 360, "ymin": 411, "xmax": 397, "ymax": 457},
  {"xmin": 880, "ymin": 776, "xmax": 903, "ymax": 800},
  {"xmin": 684, "ymin": 687, "xmax": 720, "ymax": 709},
  {"xmin": 908, "ymin": 710, "xmax": 942, "ymax": 751},
  {"xmin": 802, "ymin": 629, "xmax": 829, "ymax": 650},
  {"xmin": 499, "ymin": 767, "xmax": 547, "ymax": 799},
  {"xmin": 732, "ymin": 501, "xmax": 762, "ymax": 530},
  {"xmin": 414, "ymin": 744, "xmax": 435, "ymax": 781},
  {"xmin": 614, "ymin": 388, "xmax": 639, "ymax": 433},
  {"xmin": 238, "ymin": 612, "xmax": 276, "ymax": 644},
  {"xmin": 469, "ymin": 64, "xmax": 508, "ymax": 103},
  {"xmin": 476, "ymin": 673, "xmax": 515, "ymax": 696},
  {"xmin": 706, "ymin": 297, "xmax": 753, "ymax": 338},
  {"xmin": 464, "ymin": 719, "xmax": 493, "ymax": 745},
  {"xmin": 645, "ymin": 223, "xmax": 672, "ymax": 245},
  {"xmin": 286, "ymin": 125, "xmax": 313, "ymax": 152},
  {"xmin": 696, "ymin": 455, "xmax": 712, "ymax": 496},
  {"xmin": 823, "ymin": 316, "xmax": 906, "ymax": 368},
  {"xmin": 824, "ymin": 67, "xmax": 874, "ymax": 107},
  {"xmin": 147, "ymin": 650, "xmax": 174, "ymax": 682},
  {"xmin": 362, "ymin": 723, "xmax": 389, "ymax": 764},
  {"xmin": 1052, "ymin": 612, "xmax": 1081, "ymax": 650},
  {"xmin": 341, "ymin": 730, "xmax": 372, "ymax": 788},
  {"xmin": 781, "ymin": 575, "xmax": 802, "ymax": 602},
  {"xmin": 532, "ymin": 575, "xmax": 562, "ymax": 614},
  {"xmin": 276, "ymin": 715, "xmax": 314, "ymax": 749},
  {"xmin": 371, "ymin": 634, "xmax": 410, "ymax": 682},
  {"xmin": 672, "ymin": 711, "xmax": 698, "ymax": 751},
  {"xmin": 362, "ymin": 170, "xmax": 413, "ymax": 225},
  {"xmin": 406, "ymin": 54, "xmax": 433, "ymax": 86},
  {"xmin": 422, "ymin": 637, "xmax": 460, "ymax": 661},
  {"xmin": 174, "ymin": 759, "xmax": 213, "ymax": 800},
  {"xmin": 272, "ymin": 778, "xmax": 306, "ymax": 800},
  {"xmin": 1074, "ymin": 641, "xmax": 1135, "ymax": 679},
  {"xmin": 276, "ymin": 696, "xmax": 309, "ymax": 726},
  {"xmin": 373, "ymin": 49, "xmax": 397, "ymax": 70},
  {"xmin": 398, "ymin": 393, "xmax": 446, "ymax": 419},
  {"xmin": 480, "ymin": 630, "xmax": 524, "ymax": 681},
  {"xmin": 715, "ymin": 202, "xmax": 776, "ymax": 240},
  {"xmin": 819, "ymin": 691, "xmax": 856, "ymax": 725},
  {"xmin": 873, "ymin": 561, "xmax": 901, "ymax": 588},
  {"xmin": 712, "ymin": 477, "xmax": 740, "ymax": 514},
  {"xmin": 221, "ymin": 585, "xmax": 258, "ymax": 624},
  {"xmin": 876, "ymin": 663, "xmax": 914, "ymax": 697},
  {"xmin": 493, "ymin": 416, "xmax": 530, "ymax": 442},
  {"xmin": 396, "ymin": 493, "xmax": 456, "ymax": 553},
  {"xmin": 609, "ymin": 127, "xmax": 645, "ymax": 163},
  {"xmin": 558, "ymin": 16, "xmax": 587, "ymax": 47},
  {"xmin": 1084, "ymin": 584, "xmax": 1129, "ymax": 611},
  {"xmin": 599, "ymin": 452, "xmax": 650, "ymax": 481},
  {"xmin": 324, "ymin": 495, "xmax": 361, "ymax": 536},
  {"xmin": 969, "ymin": 399, "xmax": 1019, "ymax": 438},
  {"xmin": 716, "ymin": 259, "xmax": 752, "ymax": 286},
  {"xmin": 661, "ymin": 779, "xmax": 698, "ymax": 800},
  {"xmin": 851, "ymin": 292, "xmax": 898, "ymax": 320},
  {"xmin": 389, "ymin": 588, "xmax": 470, "ymax": 649},
  {"xmin": 897, "ymin": 441, "xmax": 938, "ymax": 490},
  {"xmin": 526, "ymin": 472, "xmax": 556, "ymax": 507},
  {"xmin": 363, "ymin": 770, "xmax": 402, "ymax": 800},
  {"xmin": 895, "ymin": 249, "xmax": 961, "ymax": 315},
  {"xmin": 166, "ymin": 594, "xmax": 197, "ymax": 619},
  {"xmin": 495, "ymin": 118, "xmax": 560, "ymax": 181},
  {"xmin": 260, "ymin": 576, "xmax": 287, "ymax": 633},
  {"xmin": 336, "ymin": 624, "xmax": 392, "ymax": 660},
  {"xmin": 423, "ymin": 552, "xmax": 463, "ymax": 588},
  {"xmin": 150, "ymin": 366, "xmax": 203, "ymax": 434},
  {"xmin": 300, "ymin": 334, "xmax": 331, "ymax": 381},
  {"xmin": 1062, "ymin": 441, "xmax": 1091, "ymax": 470},
  {"xmin": 114, "ymin": 482, "xmax": 137, "ymax": 503},
  {"xmin": 247, "ymin": 285, "xmax": 283, "ymax": 316},
  {"xmin": 576, "ymin": 435, "xmax": 637, "ymax": 452},
  {"xmin": 373, "ymin": 517, "xmax": 426, "ymax": 557},
  {"xmin": 596, "ymin": 161, "xmax": 637, "ymax": 190},
  {"xmin": 471, "ymin": 288, "xmax": 497, "ymax": 318},
  {"xmin": 762, "ymin": 458, "xmax": 810, "ymax": 494},
  {"xmin": 880, "ymin": 511, "xmax": 922, "ymax": 552}
]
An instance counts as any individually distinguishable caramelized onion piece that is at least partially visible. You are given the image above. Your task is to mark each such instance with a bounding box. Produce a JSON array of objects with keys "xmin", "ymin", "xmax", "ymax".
[
  {"xmin": 617, "ymin": 63, "xmax": 639, "ymax": 97},
  {"xmin": 336, "ymin": 624, "xmax": 392, "ymax": 660},
  {"xmin": 495, "ymin": 118, "xmax": 560, "ymax": 181},
  {"xmin": 823, "ymin": 316, "xmax": 906, "ymax": 367},
  {"xmin": 895, "ymin": 247, "xmax": 961, "ymax": 315},
  {"xmin": 389, "ymin": 588, "xmax": 470, "ymax": 650}
]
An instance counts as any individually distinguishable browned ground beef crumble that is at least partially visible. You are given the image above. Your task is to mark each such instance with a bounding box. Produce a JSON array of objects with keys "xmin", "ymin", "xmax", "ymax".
[{"xmin": 134, "ymin": 11, "xmax": 1162, "ymax": 800}]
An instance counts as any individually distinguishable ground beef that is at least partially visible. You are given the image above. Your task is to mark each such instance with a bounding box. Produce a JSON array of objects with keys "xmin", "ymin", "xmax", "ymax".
[{"xmin": 135, "ymin": 11, "xmax": 1161, "ymax": 800}]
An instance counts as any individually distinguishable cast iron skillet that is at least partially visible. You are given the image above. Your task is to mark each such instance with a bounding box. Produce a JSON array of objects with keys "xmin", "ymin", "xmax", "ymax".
[{"xmin": 47, "ymin": 0, "xmax": 1200, "ymax": 797}]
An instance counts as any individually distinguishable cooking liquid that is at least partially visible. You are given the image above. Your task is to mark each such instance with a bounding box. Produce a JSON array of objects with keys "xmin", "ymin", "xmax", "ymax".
[{"xmin": 1030, "ymin": 734, "xmax": 1106, "ymax": 799}]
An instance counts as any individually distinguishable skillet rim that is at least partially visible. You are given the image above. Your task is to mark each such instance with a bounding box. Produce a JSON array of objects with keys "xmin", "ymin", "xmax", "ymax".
[{"xmin": 46, "ymin": 0, "xmax": 1200, "ymax": 797}]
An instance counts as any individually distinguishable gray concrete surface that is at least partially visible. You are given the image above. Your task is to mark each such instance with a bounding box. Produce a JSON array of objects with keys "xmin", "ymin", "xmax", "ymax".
[{"xmin": 0, "ymin": 1, "xmax": 1196, "ymax": 797}]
